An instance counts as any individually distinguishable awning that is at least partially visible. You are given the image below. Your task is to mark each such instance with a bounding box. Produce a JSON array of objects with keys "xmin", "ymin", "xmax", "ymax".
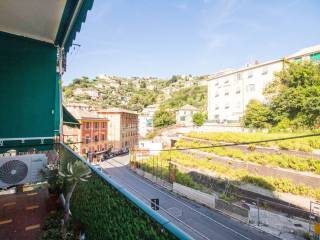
[
  {"xmin": 0, "ymin": 0, "xmax": 94, "ymax": 52},
  {"xmin": 55, "ymin": 0, "xmax": 94, "ymax": 53},
  {"xmin": 63, "ymin": 105, "xmax": 80, "ymax": 128}
]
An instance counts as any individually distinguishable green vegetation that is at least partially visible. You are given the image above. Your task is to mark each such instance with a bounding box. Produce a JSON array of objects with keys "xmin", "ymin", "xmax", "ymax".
[
  {"xmin": 58, "ymin": 146, "xmax": 177, "ymax": 240},
  {"xmin": 138, "ymin": 151, "xmax": 320, "ymax": 200},
  {"xmin": 176, "ymin": 139, "xmax": 320, "ymax": 174},
  {"xmin": 192, "ymin": 112, "xmax": 208, "ymax": 126},
  {"xmin": 185, "ymin": 132, "xmax": 320, "ymax": 152},
  {"xmin": 71, "ymin": 174, "xmax": 177, "ymax": 240},
  {"xmin": 63, "ymin": 75, "xmax": 208, "ymax": 113},
  {"xmin": 59, "ymin": 161, "xmax": 91, "ymax": 230},
  {"xmin": 242, "ymin": 99, "xmax": 272, "ymax": 129},
  {"xmin": 153, "ymin": 109, "xmax": 176, "ymax": 128},
  {"xmin": 160, "ymin": 85, "xmax": 207, "ymax": 111},
  {"xmin": 152, "ymin": 85, "xmax": 207, "ymax": 128},
  {"xmin": 40, "ymin": 211, "xmax": 76, "ymax": 240},
  {"xmin": 243, "ymin": 61, "xmax": 320, "ymax": 129}
]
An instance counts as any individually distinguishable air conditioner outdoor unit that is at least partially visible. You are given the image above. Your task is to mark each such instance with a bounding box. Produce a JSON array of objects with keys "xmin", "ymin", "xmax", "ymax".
[{"xmin": 0, "ymin": 154, "xmax": 48, "ymax": 189}]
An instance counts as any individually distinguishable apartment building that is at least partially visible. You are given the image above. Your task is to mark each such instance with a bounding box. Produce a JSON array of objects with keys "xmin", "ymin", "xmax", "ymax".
[
  {"xmin": 97, "ymin": 108, "xmax": 138, "ymax": 151},
  {"xmin": 138, "ymin": 104, "xmax": 159, "ymax": 137},
  {"xmin": 63, "ymin": 109, "xmax": 109, "ymax": 160},
  {"xmin": 207, "ymin": 45, "xmax": 320, "ymax": 122}
]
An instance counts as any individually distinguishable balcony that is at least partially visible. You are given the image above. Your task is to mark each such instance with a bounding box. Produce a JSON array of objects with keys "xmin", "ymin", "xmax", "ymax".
[{"xmin": 0, "ymin": 142, "xmax": 190, "ymax": 239}]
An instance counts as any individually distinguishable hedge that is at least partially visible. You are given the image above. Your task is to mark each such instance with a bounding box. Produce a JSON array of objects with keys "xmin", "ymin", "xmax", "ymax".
[{"xmin": 71, "ymin": 175, "xmax": 177, "ymax": 240}]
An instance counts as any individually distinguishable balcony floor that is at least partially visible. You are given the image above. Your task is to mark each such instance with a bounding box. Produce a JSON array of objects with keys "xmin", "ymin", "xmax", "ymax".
[{"xmin": 0, "ymin": 186, "xmax": 57, "ymax": 240}]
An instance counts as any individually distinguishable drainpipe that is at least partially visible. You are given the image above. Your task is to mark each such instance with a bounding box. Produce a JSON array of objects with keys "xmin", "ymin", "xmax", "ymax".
[{"xmin": 58, "ymin": 47, "xmax": 64, "ymax": 142}]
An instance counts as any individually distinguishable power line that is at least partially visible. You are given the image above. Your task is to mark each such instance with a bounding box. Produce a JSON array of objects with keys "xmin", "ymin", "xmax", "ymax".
[{"xmin": 140, "ymin": 133, "xmax": 320, "ymax": 152}]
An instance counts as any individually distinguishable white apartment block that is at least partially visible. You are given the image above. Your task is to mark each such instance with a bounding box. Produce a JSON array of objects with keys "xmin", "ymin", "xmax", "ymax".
[
  {"xmin": 138, "ymin": 104, "xmax": 159, "ymax": 137},
  {"xmin": 207, "ymin": 45, "xmax": 320, "ymax": 122}
]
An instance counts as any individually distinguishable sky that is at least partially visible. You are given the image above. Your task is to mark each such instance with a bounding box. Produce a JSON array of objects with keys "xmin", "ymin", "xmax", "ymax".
[{"xmin": 63, "ymin": 0, "xmax": 320, "ymax": 84}]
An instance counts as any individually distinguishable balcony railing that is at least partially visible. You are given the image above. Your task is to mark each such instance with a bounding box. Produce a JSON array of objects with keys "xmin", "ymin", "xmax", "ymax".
[
  {"xmin": 0, "ymin": 140, "xmax": 191, "ymax": 239},
  {"xmin": 57, "ymin": 143, "xmax": 192, "ymax": 239}
]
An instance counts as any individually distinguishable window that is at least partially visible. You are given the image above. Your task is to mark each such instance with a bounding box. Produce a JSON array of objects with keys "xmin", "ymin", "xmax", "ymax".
[
  {"xmin": 86, "ymin": 122, "xmax": 90, "ymax": 129},
  {"xmin": 225, "ymin": 90, "xmax": 229, "ymax": 96},
  {"xmin": 101, "ymin": 134, "xmax": 105, "ymax": 141},
  {"xmin": 94, "ymin": 135, "xmax": 99, "ymax": 142},
  {"xmin": 225, "ymin": 103, "xmax": 230, "ymax": 109},
  {"xmin": 94, "ymin": 122, "xmax": 98, "ymax": 129},
  {"xmin": 262, "ymin": 66, "xmax": 268, "ymax": 75},
  {"xmin": 215, "ymin": 80, "xmax": 219, "ymax": 86},
  {"xmin": 85, "ymin": 136, "xmax": 90, "ymax": 144},
  {"xmin": 224, "ymin": 79, "xmax": 229, "ymax": 84},
  {"xmin": 101, "ymin": 122, "xmax": 105, "ymax": 128},
  {"xmin": 215, "ymin": 105, "xmax": 219, "ymax": 110},
  {"xmin": 310, "ymin": 52, "xmax": 320, "ymax": 61},
  {"xmin": 247, "ymin": 84, "xmax": 255, "ymax": 92},
  {"xmin": 215, "ymin": 91, "xmax": 219, "ymax": 97},
  {"xmin": 236, "ymin": 73, "xmax": 242, "ymax": 81},
  {"xmin": 180, "ymin": 116, "xmax": 186, "ymax": 121},
  {"xmin": 248, "ymin": 71, "xmax": 253, "ymax": 78},
  {"xmin": 236, "ymin": 86, "xmax": 241, "ymax": 94}
]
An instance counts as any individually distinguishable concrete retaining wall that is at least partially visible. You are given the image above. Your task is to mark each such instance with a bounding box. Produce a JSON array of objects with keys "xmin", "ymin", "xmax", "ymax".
[
  {"xmin": 172, "ymin": 182, "xmax": 215, "ymax": 209},
  {"xmin": 215, "ymin": 199, "xmax": 249, "ymax": 218}
]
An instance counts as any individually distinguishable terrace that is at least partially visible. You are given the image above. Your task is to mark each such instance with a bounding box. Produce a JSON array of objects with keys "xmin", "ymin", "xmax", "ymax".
[{"xmin": 0, "ymin": 1, "xmax": 190, "ymax": 239}]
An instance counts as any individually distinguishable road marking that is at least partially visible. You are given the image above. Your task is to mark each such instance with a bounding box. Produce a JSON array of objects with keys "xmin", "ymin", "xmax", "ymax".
[
  {"xmin": 25, "ymin": 224, "xmax": 40, "ymax": 231},
  {"xmin": 0, "ymin": 219, "xmax": 12, "ymax": 225},
  {"xmin": 106, "ymin": 157, "xmax": 253, "ymax": 240}
]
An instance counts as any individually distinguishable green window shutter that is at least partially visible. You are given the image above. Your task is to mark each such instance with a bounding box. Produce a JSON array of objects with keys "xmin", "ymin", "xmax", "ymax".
[{"xmin": 310, "ymin": 52, "xmax": 320, "ymax": 61}]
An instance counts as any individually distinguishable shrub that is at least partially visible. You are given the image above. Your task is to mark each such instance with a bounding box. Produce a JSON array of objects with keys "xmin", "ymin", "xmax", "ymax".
[
  {"xmin": 71, "ymin": 174, "xmax": 177, "ymax": 240},
  {"xmin": 192, "ymin": 112, "xmax": 207, "ymax": 126}
]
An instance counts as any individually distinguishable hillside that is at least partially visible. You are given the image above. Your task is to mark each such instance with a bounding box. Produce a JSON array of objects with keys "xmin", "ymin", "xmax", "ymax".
[{"xmin": 63, "ymin": 74, "xmax": 209, "ymax": 112}]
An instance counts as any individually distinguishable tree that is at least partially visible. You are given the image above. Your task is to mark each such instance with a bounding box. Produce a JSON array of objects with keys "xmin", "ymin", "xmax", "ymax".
[
  {"xmin": 153, "ymin": 109, "xmax": 176, "ymax": 128},
  {"xmin": 59, "ymin": 161, "xmax": 91, "ymax": 236},
  {"xmin": 192, "ymin": 112, "xmax": 207, "ymax": 126},
  {"xmin": 266, "ymin": 61, "xmax": 320, "ymax": 128},
  {"xmin": 242, "ymin": 99, "xmax": 271, "ymax": 129}
]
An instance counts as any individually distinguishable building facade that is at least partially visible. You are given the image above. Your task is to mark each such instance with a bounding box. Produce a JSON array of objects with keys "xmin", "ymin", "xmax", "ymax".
[
  {"xmin": 138, "ymin": 104, "xmax": 159, "ymax": 137},
  {"xmin": 176, "ymin": 104, "xmax": 199, "ymax": 126},
  {"xmin": 63, "ymin": 109, "xmax": 109, "ymax": 160},
  {"xmin": 207, "ymin": 45, "xmax": 320, "ymax": 122},
  {"xmin": 97, "ymin": 108, "xmax": 138, "ymax": 151}
]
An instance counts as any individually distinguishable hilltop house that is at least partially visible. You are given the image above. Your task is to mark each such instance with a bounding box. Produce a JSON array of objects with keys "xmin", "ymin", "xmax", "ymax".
[{"xmin": 176, "ymin": 104, "xmax": 199, "ymax": 126}]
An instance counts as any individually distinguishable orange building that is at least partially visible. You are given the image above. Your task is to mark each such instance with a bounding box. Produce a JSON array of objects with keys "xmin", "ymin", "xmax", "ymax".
[
  {"xmin": 97, "ymin": 108, "xmax": 138, "ymax": 151},
  {"xmin": 63, "ymin": 108, "xmax": 109, "ymax": 161}
]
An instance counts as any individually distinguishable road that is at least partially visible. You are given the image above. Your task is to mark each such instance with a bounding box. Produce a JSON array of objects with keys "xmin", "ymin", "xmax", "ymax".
[{"xmin": 99, "ymin": 155, "xmax": 278, "ymax": 240}]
